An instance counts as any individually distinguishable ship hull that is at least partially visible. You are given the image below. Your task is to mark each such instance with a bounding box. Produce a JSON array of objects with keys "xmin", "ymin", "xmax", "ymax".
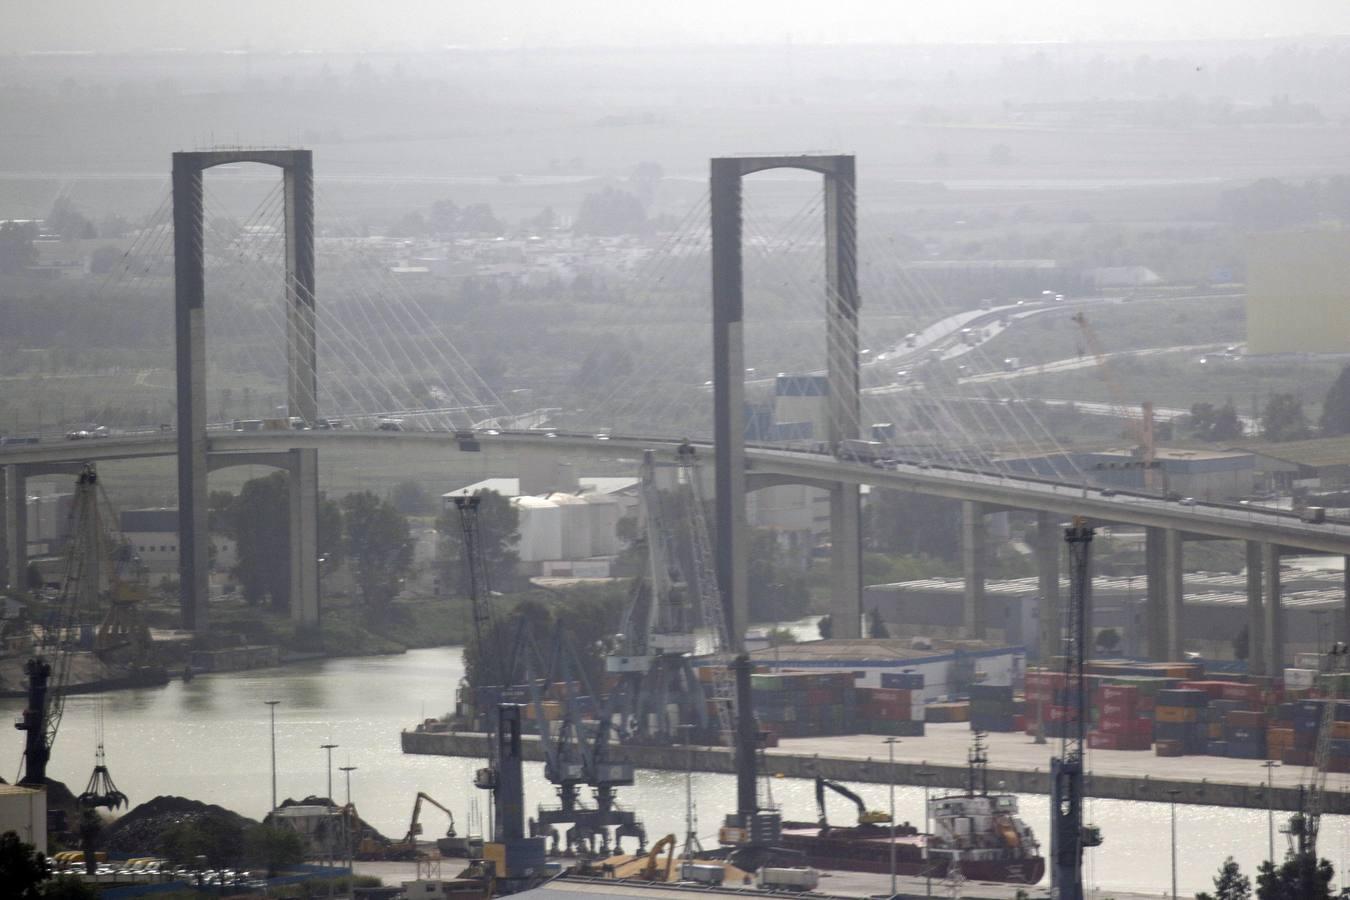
[{"xmin": 777, "ymin": 829, "xmax": 1044, "ymax": 885}]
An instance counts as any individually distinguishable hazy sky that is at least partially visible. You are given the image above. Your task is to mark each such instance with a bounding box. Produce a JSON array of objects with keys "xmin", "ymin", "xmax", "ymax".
[{"xmin": 6, "ymin": 1, "xmax": 1350, "ymax": 53}]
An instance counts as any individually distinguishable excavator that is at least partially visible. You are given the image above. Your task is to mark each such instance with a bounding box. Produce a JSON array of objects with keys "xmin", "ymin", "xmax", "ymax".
[
  {"xmin": 815, "ymin": 777, "xmax": 892, "ymax": 832},
  {"xmin": 361, "ymin": 792, "xmax": 477, "ymax": 860}
]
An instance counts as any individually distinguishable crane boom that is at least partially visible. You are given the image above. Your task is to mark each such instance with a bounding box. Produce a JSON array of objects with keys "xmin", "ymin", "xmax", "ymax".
[
  {"xmin": 1302, "ymin": 642, "xmax": 1348, "ymax": 860},
  {"xmin": 1070, "ymin": 311, "xmax": 1157, "ymax": 491},
  {"xmin": 676, "ymin": 442, "xmax": 736, "ymax": 745}
]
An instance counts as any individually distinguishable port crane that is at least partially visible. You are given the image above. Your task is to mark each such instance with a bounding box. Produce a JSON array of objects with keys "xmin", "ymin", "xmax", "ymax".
[
  {"xmin": 1049, "ymin": 517, "xmax": 1103, "ymax": 900},
  {"xmin": 1285, "ymin": 642, "xmax": 1348, "ymax": 869},
  {"xmin": 610, "ymin": 445, "xmax": 739, "ymax": 744},
  {"xmin": 16, "ymin": 464, "xmax": 146, "ymax": 788}
]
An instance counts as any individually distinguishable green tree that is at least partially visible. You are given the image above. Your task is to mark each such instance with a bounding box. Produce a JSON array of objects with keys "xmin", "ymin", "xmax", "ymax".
[
  {"xmin": 220, "ymin": 472, "xmax": 291, "ymax": 610},
  {"xmin": 391, "ymin": 480, "xmax": 434, "ymax": 516},
  {"xmin": 342, "ymin": 491, "xmax": 413, "ymax": 608},
  {"xmin": 867, "ymin": 490, "xmax": 962, "ymax": 561},
  {"xmin": 0, "ymin": 220, "xmax": 38, "ymax": 274},
  {"xmin": 243, "ymin": 824, "xmax": 304, "ymax": 877},
  {"xmin": 1210, "ymin": 402, "xmax": 1244, "ymax": 441},
  {"xmin": 1262, "ymin": 393, "xmax": 1311, "ymax": 442},
  {"xmin": 1255, "ymin": 853, "xmax": 1334, "ymax": 900},
  {"xmin": 766, "ymin": 626, "xmax": 798, "ymax": 647},
  {"xmin": 39, "ymin": 878, "xmax": 98, "ymax": 899},
  {"xmin": 0, "ymin": 830, "xmax": 50, "ymax": 900},
  {"xmin": 1195, "ymin": 856, "xmax": 1250, "ymax": 900},
  {"xmin": 317, "ymin": 494, "xmax": 344, "ymax": 564},
  {"xmin": 747, "ymin": 529, "xmax": 810, "ymax": 624},
  {"xmin": 867, "ymin": 609, "xmax": 890, "ymax": 639},
  {"xmin": 158, "ymin": 816, "xmax": 244, "ymax": 870},
  {"xmin": 817, "ymin": 615, "xmax": 833, "ymax": 639},
  {"xmin": 1319, "ymin": 363, "xmax": 1350, "ymax": 436},
  {"xmin": 46, "ymin": 198, "xmax": 96, "ymax": 240},
  {"xmin": 435, "ymin": 490, "xmax": 520, "ymax": 597},
  {"xmin": 1094, "ymin": 628, "xmax": 1121, "ymax": 653}
]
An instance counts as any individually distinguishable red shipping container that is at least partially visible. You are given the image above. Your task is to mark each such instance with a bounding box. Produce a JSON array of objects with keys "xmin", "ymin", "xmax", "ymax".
[
  {"xmin": 1100, "ymin": 700, "xmax": 1137, "ymax": 719},
  {"xmin": 1012, "ymin": 714, "xmax": 1026, "ymax": 732},
  {"xmin": 1088, "ymin": 731, "xmax": 1121, "ymax": 750},
  {"xmin": 1100, "ymin": 685, "xmax": 1140, "ymax": 703},
  {"xmin": 1134, "ymin": 718, "xmax": 1154, "ymax": 742},
  {"xmin": 1138, "ymin": 694, "xmax": 1157, "ymax": 713},
  {"xmin": 1220, "ymin": 683, "xmax": 1261, "ymax": 704},
  {"xmin": 1097, "ymin": 715, "xmax": 1132, "ymax": 734}
]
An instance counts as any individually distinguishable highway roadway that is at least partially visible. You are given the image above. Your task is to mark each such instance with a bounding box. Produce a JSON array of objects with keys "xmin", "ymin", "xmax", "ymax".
[{"xmin": 4, "ymin": 426, "xmax": 1349, "ymax": 556}]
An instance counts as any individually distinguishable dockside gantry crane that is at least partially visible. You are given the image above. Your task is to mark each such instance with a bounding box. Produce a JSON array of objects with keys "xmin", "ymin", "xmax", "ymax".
[
  {"xmin": 606, "ymin": 445, "xmax": 736, "ymax": 745},
  {"xmin": 1049, "ymin": 518, "xmax": 1103, "ymax": 900},
  {"xmin": 1286, "ymin": 641, "xmax": 1348, "ymax": 868}
]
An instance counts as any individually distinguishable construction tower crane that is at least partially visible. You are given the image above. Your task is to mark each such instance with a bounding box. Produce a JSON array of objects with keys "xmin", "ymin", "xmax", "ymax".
[
  {"xmin": 1049, "ymin": 517, "xmax": 1103, "ymax": 900},
  {"xmin": 1287, "ymin": 642, "xmax": 1349, "ymax": 865},
  {"xmin": 453, "ymin": 494, "xmax": 505, "ymax": 691},
  {"xmin": 1070, "ymin": 311, "xmax": 1159, "ymax": 492}
]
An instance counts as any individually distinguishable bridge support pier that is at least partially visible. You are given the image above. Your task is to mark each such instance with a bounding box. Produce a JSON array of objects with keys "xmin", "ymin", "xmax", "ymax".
[
  {"xmin": 1035, "ymin": 511, "xmax": 1060, "ymax": 661},
  {"xmin": 1344, "ymin": 556, "xmax": 1350, "ymax": 649},
  {"xmin": 1, "ymin": 466, "xmax": 22, "ymax": 590},
  {"xmin": 1262, "ymin": 543, "xmax": 1284, "ymax": 674},
  {"xmin": 1246, "ymin": 542, "xmax": 1266, "ymax": 675},
  {"xmin": 288, "ymin": 448, "xmax": 320, "ymax": 629},
  {"xmin": 829, "ymin": 485, "xmax": 863, "ymax": 639},
  {"xmin": 1144, "ymin": 527, "xmax": 1167, "ymax": 660},
  {"xmin": 962, "ymin": 501, "xmax": 987, "ymax": 639},
  {"xmin": 1165, "ymin": 528, "xmax": 1185, "ymax": 660}
]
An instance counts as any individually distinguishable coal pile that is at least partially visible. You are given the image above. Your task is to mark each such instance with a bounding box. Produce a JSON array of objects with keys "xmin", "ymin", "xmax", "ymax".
[
  {"xmin": 275, "ymin": 796, "xmax": 391, "ymax": 845},
  {"xmin": 101, "ymin": 796, "xmax": 258, "ymax": 855}
]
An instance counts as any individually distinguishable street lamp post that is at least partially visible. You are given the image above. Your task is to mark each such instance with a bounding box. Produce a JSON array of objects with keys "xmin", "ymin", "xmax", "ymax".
[
  {"xmin": 321, "ymin": 744, "xmax": 338, "ymax": 806},
  {"xmin": 264, "ymin": 700, "xmax": 280, "ymax": 814},
  {"xmin": 340, "ymin": 765, "xmax": 357, "ymax": 806},
  {"xmin": 1263, "ymin": 761, "xmax": 1279, "ymax": 864},
  {"xmin": 883, "ymin": 738, "xmax": 899, "ymax": 897},
  {"xmin": 1168, "ymin": 789, "xmax": 1181, "ymax": 899}
]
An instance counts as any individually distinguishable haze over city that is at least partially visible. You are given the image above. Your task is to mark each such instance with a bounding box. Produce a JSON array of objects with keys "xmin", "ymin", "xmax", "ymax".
[{"xmin": 4, "ymin": 3, "xmax": 1350, "ymax": 899}]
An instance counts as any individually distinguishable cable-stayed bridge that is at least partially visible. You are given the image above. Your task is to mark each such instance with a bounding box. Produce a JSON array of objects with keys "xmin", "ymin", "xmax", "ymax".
[{"xmin": 0, "ymin": 149, "xmax": 1342, "ymax": 677}]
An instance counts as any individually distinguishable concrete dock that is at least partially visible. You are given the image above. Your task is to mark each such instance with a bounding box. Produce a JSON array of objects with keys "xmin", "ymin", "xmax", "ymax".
[{"xmin": 401, "ymin": 721, "xmax": 1350, "ymax": 814}]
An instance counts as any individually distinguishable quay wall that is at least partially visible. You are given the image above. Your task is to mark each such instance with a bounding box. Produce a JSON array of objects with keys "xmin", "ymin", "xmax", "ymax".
[{"xmin": 401, "ymin": 729, "xmax": 1350, "ymax": 815}]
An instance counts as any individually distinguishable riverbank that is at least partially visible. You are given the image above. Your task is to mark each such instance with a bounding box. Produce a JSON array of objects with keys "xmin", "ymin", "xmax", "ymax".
[{"xmin": 401, "ymin": 722, "xmax": 1350, "ymax": 814}]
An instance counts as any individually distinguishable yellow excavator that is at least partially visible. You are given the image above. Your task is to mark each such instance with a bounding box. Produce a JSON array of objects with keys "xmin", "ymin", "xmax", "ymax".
[{"xmin": 816, "ymin": 777, "xmax": 892, "ymax": 830}]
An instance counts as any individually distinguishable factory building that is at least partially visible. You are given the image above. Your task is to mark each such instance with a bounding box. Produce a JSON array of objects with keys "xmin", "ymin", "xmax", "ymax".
[
  {"xmin": 442, "ymin": 475, "xmax": 638, "ymax": 577},
  {"xmin": 0, "ymin": 784, "xmax": 46, "ymax": 853}
]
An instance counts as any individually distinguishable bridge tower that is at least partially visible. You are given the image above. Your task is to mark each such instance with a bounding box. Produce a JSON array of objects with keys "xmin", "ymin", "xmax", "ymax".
[
  {"xmin": 173, "ymin": 149, "xmax": 317, "ymax": 630},
  {"xmin": 710, "ymin": 154, "xmax": 861, "ymax": 644}
]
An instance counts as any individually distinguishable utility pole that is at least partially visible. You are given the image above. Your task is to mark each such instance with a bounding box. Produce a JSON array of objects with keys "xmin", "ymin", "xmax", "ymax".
[
  {"xmin": 264, "ymin": 700, "xmax": 280, "ymax": 814},
  {"xmin": 1263, "ymin": 761, "xmax": 1279, "ymax": 864},
  {"xmin": 1167, "ymin": 789, "xmax": 1181, "ymax": 899}
]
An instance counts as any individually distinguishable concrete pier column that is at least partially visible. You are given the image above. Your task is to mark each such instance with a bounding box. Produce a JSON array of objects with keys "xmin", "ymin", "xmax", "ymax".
[
  {"xmin": 1036, "ymin": 511, "xmax": 1060, "ymax": 662},
  {"xmin": 829, "ymin": 485, "xmax": 862, "ymax": 639},
  {"xmin": 1344, "ymin": 556, "xmax": 1350, "ymax": 649},
  {"xmin": 4, "ymin": 466, "xmax": 26, "ymax": 592},
  {"xmin": 288, "ymin": 448, "xmax": 320, "ymax": 628},
  {"xmin": 1246, "ymin": 542, "xmax": 1266, "ymax": 675},
  {"xmin": 1144, "ymin": 527, "xmax": 1168, "ymax": 660},
  {"xmin": 1263, "ymin": 543, "xmax": 1284, "ymax": 675},
  {"xmin": 962, "ymin": 500, "xmax": 987, "ymax": 639},
  {"xmin": 1164, "ymin": 528, "xmax": 1185, "ymax": 660}
]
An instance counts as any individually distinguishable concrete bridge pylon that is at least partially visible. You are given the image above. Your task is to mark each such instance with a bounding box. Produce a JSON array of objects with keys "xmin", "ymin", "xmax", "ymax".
[
  {"xmin": 173, "ymin": 149, "xmax": 316, "ymax": 630},
  {"xmin": 710, "ymin": 154, "xmax": 861, "ymax": 645}
]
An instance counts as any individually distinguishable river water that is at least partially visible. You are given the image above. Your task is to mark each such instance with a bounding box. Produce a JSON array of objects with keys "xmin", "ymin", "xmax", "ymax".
[{"xmin": 3, "ymin": 647, "xmax": 1346, "ymax": 896}]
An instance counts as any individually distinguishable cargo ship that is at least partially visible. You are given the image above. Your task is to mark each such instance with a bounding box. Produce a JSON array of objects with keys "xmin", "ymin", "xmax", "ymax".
[{"xmin": 777, "ymin": 736, "xmax": 1044, "ymax": 885}]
